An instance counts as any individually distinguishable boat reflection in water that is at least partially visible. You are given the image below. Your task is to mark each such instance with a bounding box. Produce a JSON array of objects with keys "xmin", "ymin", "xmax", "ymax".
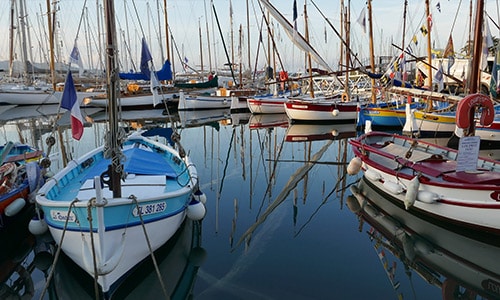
[
  {"xmin": 348, "ymin": 177, "xmax": 500, "ymax": 299},
  {"xmin": 50, "ymin": 219, "xmax": 206, "ymax": 299},
  {"xmin": 285, "ymin": 123, "xmax": 356, "ymax": 142}
]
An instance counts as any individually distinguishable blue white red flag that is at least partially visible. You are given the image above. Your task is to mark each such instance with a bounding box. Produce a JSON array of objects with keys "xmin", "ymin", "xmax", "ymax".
[{"xmin": 60, "ymin": 71, "xmax": 84, "ymax": 140}]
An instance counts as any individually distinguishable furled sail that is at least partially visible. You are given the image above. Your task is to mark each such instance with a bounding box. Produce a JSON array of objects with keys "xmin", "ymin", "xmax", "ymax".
[{"xmin": 259, "ymin": 0, "xmax": 334, "ymax": 73}]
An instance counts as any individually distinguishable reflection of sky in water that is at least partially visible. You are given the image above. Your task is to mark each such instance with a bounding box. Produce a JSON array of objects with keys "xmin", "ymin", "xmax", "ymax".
[{"xmin": 6, "ymin": 110, "xmax": 444, "ymax": 299}]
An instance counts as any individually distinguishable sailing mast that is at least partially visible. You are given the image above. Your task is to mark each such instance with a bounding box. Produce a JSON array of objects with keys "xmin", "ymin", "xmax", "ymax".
[
  {"xmin": 9, "ymin": 0, "xmax": 15, "ymax": 78},
  {"xmin": 46, "ymin": 0, "xmax": 56, "ymax": 90},
  {"xmin": 304, "ymin": 0, "xmax": 314, "ymax": 98},
  {"xmin": 425, "ymin": 0, "xmax": 432, "ymax": 89},
  {"xmin": 104, "ymin": 0, "xmax": 122, "ymax": 198},
  {"xmin": 368, "ymin": 0, "xmax": 376, "ymax": 103}
]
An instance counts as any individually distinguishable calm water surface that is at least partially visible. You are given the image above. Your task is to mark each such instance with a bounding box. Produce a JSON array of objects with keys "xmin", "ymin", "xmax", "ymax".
[{"xmin": 2, "ymin": 107, "xmax": 494, "ymax": 299}]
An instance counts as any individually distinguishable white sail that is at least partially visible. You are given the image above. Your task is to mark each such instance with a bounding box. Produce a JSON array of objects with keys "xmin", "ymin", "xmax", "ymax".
[{"xmin": 259, "ymin": 0, "xmax": 334, "ymax": 73}]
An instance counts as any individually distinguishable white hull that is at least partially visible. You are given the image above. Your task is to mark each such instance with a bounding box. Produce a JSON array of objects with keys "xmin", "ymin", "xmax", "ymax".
[
  {"xmin": 349, "ymin": 131, "xmax": 500, "ymax": 245},
  {"xmin": 0, "ymin": 88, "xmax": 100, "ymax": 106},
  {"xmin": 247, "ymin": 96, "xmax": 287, "ymax": 114},
  {"xmin": 178, "ymin": 91, "xmax": 231, "ymax": 110}
]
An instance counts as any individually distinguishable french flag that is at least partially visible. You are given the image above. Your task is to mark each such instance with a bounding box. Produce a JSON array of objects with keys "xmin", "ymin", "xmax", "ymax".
[{"xmin": 60, "ymin": 71, "xmax": 84, "ymax": 140}]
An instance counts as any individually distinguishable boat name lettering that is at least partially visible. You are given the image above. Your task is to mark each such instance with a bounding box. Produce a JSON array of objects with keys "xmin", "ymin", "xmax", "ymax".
[
  {"xmin": 132, "ymin": 202, "xmax": 167, "ymax": 217},
  {"xmin": 489, "ymin": 191, "xmax": 500, "ymax": 202},
  {"xmin": 482, "ymin": 279, "xmax": 500, "ymax": 295},
  {"xmin": 50, "ymin": 210, "xmax": 77, "ymax": 222}
]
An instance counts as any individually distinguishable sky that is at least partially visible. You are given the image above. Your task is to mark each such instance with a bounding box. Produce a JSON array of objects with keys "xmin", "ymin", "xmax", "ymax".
[{"xmin": 0, "ymin": 0, "xmax": 499, "ymax": 74}]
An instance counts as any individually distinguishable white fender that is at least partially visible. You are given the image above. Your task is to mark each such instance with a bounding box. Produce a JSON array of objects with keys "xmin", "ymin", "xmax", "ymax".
[
  {"xmin": 5, "ymin": 198, "xmax": 26, "ymax": 217},
  {"xmin": 347, "ymin": 157, "xmax": 362, "ymax": 175},
  {"xmin": 187, "ymin": 200, "xmax": 206, "ymax": 221},
  {"xmin": 364, "ymin": 168, "xmax": 382, "ymax": 181},
  {"xmin": 346, "ymin": 195, "xmax": 361, "ymax": 213},
  {"xmin": 331, "ymin": 109, "xmax": 340, "ymax": 116},
  {"xmin": 404, "ymin": 177, "xmax": 420, "ymax": 210},
  {"xmin": 29, "ymin": 216, "xmax": 48, "ymax": 235},
  {"xmin": 417, "ymin": 191, "xmax": 440, "ymax": 203},
  {"xmin": 382, "ymin": 180, "xmax": 404, "ymax": 194}
]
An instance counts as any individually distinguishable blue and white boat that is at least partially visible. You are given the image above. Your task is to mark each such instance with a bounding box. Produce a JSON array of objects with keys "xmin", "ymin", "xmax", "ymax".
[{"xmin": 35, "ymin": 1, "xmax": 205, "ymax": 297}]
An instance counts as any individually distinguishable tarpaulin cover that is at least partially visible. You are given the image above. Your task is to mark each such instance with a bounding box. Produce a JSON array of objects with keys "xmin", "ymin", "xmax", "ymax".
[{"xmin": 81, "ymin": 147, "xmax": 177, "ymax": 182}]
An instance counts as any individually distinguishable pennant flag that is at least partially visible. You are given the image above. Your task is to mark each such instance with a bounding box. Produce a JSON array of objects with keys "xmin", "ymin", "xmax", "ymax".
[
  {"xmin": 420, "ymin": 25, "xmax": 428, "ymax": 36},
  {"xmin": 60, "ymin": 71, "xmax": 84, "ymax": 140},
  {"xmin": 434, "ymin": 61, "xmax": 444, "ymax": 92},
  {"xmin": 140, "ymin": 37, "xmax": 153, "ymax": 80},
  {"xmin": 293, "ymin": 0, "xmax": 298, "ymax": 30},
  {"xmin": 357, "ymin": 7, "xmax": 367, "ymax": 34},
  {"xmin": 443, "ymin": 35, "xmax": 454, "ymax": 58},
  {"xmin": 70, "ymin": 44, "xmax": 84, "ymax": 77},
  {"xmin": 412, "ymin": 35, "xmax": 418, "ymax": 46}
]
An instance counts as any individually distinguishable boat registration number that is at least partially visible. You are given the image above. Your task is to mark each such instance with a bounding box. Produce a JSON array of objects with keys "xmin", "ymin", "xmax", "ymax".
[{"xmin": 133, "ymin": 202, "xmax": 167, "ymax": 217}]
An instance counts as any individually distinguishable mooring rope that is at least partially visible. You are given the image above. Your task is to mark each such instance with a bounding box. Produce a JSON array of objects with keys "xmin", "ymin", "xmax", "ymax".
[
  {"xmin": 130, "ymin": 195, "xmax": 170, "ymax": 299},
  {"xmin": 38, "ymin": 199, "xmax": 79, "ymax": 300}
]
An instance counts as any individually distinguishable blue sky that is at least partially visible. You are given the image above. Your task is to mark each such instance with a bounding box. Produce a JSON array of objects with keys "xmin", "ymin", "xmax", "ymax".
[{"xmin": 0, "ymin": 0, "xmax": 498, "ymax": 73}]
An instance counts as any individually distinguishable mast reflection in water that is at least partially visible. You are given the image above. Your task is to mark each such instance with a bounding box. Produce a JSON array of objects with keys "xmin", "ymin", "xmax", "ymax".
[{"xmin": 0, "ymin": 107, "xmax": 476, "ymax": 299}]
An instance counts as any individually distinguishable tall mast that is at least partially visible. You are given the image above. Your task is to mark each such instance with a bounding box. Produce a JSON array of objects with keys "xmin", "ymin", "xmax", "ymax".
[
  {"xmin": 163, "ymin": 0, "xmax": 171, "ymax": 62},
  {"xmin": 46, "ymin": 0, "xmax": 56, "ymax": 89},
  {"xmin": 104, "ymin": 0, "xmax": 122, "ymax": 198},
  {"xmin": 9, "ymin": 0, "xmax": 15, "ymax": 78},
  {"xmin": 425, "ymin": 0, "xmax": 432, "ymax": 89},
  {"xmin": 368, "ymin": 0, "xmax": 376, "ymax": 103},
  {"xmin": 304, "ymin": 0, "xmax": 314, "ymax": 98},
  {"xmin": 344, "ymin": 0, "xmax": 350, "ymax": 100},
  {"xmin": 199, "ymin": 19, "xmax": 204, "ymax": 75},
  {"xmin": 469, "ymin": 0, "xmax": 484, "ymax": 94}
]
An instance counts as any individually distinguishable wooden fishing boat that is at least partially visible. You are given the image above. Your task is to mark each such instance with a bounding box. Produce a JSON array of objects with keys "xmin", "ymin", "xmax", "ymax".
[
  {"xmin": 0, "ymin": 142, "xmax": 44, "ymax": 231},
  {"xmin": 35, "ymin": 1, "xmax": 206, "ymax": 297},
  {"xmin": 348, "ymin": 94, "xmax": 500, "ymax": 246}
]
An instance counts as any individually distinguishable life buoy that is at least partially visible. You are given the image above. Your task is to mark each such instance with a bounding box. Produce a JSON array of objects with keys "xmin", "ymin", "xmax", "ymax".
[
  {"xmin": 279, "ymin": 71, "xmax": 289, "ymax": 82},
  {"xmin": 456, "ymin": 93, "xmax": 495, "ymax": 128},
  {"xmin": 341, "ymin": 92, "xmax": 349, "ymax": 102}
]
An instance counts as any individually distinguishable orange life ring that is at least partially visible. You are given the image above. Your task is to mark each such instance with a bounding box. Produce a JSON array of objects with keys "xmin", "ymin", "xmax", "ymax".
[
  {"xmin": 456, "ymin": 93, "xmax": 495, "ymax": 129},
  {"xmin": 341, "ymin": 92, "xmax": 349, "ymax": 102},
  {"xmin": 279, "ymin": 71, "xmax": 289, "ymax": 82}
]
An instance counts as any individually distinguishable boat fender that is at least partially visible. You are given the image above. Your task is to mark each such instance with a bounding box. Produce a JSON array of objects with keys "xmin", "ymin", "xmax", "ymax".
[
  {"xmin": 364, "ymin": 120, "xmax": 372, "ymax": 133},
  {"xmin": 192, "ymin": 189, "xmax": 207, "ymax": 204},
  {"xmin": 346, "ymin": 195, "xmax": 361, "ymax": 213},
  {"xmin": 404, "ymin": 177, "xmax": 420, "ymax": 210},
  {"xmin": 29, "ymin": 215, "xmax": 48, "ymax": 235},
  {"xmin": 402, "ymin": 233, "xmax": 416, "ymax": 261},
  {"xmin": 456, "ymin": 93, "xmax": 495, "ymax": 128},
  {"xmin": 5, "ymin": 198, "xmax": 26, "ymax": 217},
  {"xmin": 349, "ymin": 185, "xmax": 366, "ymax": 208},
  {"xmin": 331, "ymin": 109, "xmax": 340, "ymax": 116},
  {"xmin": 187, "ymin": 200, "xmax": 206, "ymax": 221},
  {"xmin": 383, "ymin": 180, "xmax": 404, "ymax": 194},
  {"xmin": 347, "ymin": 157, "xmax": 362, "ymax": 175},
  {"xmin": 364, "ymin": 168, "xmax": 382, "ymax": 181},
  {"xmin": 417, "ymin": 191, "xmax": 440, "ymax": 203},
  {"xmin": 331, "ymin": 129, "xmax": 339, "ymax": 137}
]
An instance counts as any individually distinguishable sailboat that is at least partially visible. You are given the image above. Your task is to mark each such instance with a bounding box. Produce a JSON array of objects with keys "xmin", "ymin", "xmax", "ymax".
[{"xmin": 35, "ymin": 1, "xmax": 206, "ymax": 297}]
